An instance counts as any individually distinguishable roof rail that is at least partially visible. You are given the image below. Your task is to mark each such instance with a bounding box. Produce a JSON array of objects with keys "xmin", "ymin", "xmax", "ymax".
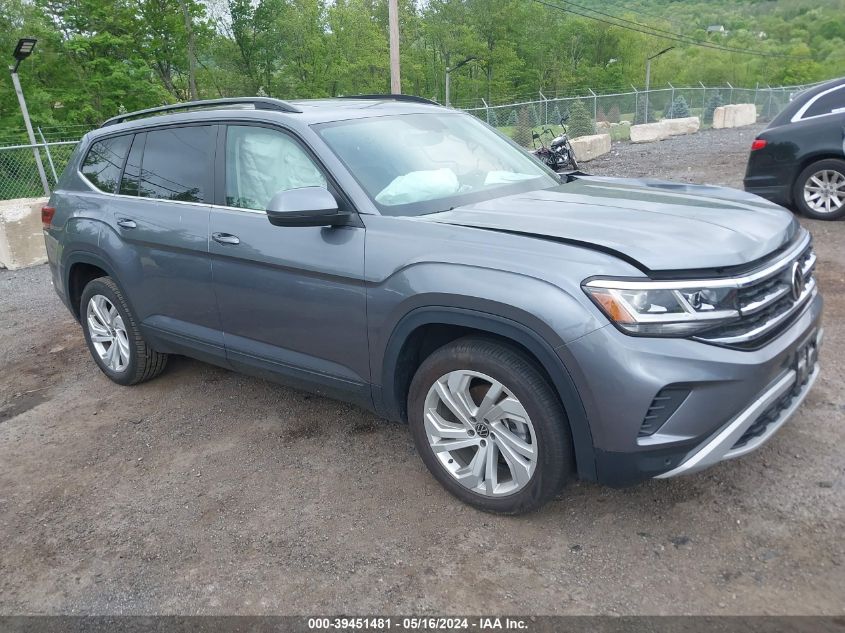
[
  {"xmin": 337, "ymin": 94, "xmax": 441, "ymax": 106},
  {"xmin": 100, "ymin": 97, "xmax": 302, "ymax": 127}
]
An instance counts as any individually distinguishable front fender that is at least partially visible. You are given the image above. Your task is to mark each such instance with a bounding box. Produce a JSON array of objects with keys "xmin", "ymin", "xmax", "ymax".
[{"xmin": 375, "ymin": 304, "xmax": 597, "ymax": 482}]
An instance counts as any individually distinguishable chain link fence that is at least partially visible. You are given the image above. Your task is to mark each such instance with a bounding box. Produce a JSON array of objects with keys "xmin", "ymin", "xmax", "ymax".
[
  {"xmin": 459, "ymin": 82, "xmax": 823, "ymax": 141},
  {"xmin": 0, "ymin": 140, "xmax": 79, "ymax": 201}
]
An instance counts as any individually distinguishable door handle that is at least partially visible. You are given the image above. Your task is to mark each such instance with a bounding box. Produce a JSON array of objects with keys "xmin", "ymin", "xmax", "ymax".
[
  {"xmin": 117, "ymin": 218, "xmax": 137, "ymax": 229},
  {"xmin": 212, "ymin": 232, "xmax": 240, "ymax": 246}
]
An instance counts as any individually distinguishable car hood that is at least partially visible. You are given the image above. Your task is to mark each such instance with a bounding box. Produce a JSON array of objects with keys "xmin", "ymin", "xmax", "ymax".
[{"xmin": 418, "ymin": 175, "xmax": 799, "ymax": 272}]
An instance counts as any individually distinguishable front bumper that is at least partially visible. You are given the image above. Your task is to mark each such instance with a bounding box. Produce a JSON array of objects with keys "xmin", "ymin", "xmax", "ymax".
[
  {"xmin": 657, "ymin": 333, "xmax": 821, "ymax": 478},
  {"xmin": 562, "ymin": 291, "xmax": 823, "ymax": 486}
]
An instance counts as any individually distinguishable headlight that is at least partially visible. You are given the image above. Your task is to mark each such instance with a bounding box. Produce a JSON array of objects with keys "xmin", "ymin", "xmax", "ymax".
[{"xmin": 583, "ymin": 278, "xmax": 740, "ymax": 336}]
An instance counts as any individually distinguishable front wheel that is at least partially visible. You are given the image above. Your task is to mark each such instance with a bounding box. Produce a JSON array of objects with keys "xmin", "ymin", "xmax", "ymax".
[
  {"xmin": 566, "ymin": 143, "xmax": 579, "ymax": 170},
  {"xmin": 793, "ymin": 159, "xmax": 845, "ymax": 220},
  {"xmin": 408, "ymin": 337, "xmax": 574, "ymax": 514}
]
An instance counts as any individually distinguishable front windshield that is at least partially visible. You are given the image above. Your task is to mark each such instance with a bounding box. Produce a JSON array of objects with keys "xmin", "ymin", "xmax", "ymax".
[{"xmin": 316, "ymin": 112, "xmax": 557, "ymax": 216}]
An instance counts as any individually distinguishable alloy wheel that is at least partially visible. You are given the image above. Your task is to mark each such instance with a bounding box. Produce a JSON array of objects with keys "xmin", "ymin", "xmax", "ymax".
[
  {"xmin": 86, "ymin": 294, "xmax": 130, "ymax": 372},
  {"xmin": 422, "ymin": 370, "xmax": 537, "ymax": 497},
  {"xmin": 804, "ymin": 169, "xmax": 845, "ymax": 215}
]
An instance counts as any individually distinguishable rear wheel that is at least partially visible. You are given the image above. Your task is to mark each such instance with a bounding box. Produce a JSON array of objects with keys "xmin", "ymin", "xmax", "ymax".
[
  {"xmin": 793, "ymin": 159, "xmax": 845, "ymax": 220},
  {"xmin": 408, "ymin": 337, "xmax": 573, "ymax": 514},
  {"xmin": 80, "ymin": 277, "xmax": 168, "ymax": 386}
]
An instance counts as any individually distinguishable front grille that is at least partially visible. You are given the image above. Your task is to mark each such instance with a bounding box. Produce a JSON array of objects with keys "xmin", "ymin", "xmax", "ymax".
[{"xmin": 697, "ymin": 242, "xmax": 816, "ymax": 349}]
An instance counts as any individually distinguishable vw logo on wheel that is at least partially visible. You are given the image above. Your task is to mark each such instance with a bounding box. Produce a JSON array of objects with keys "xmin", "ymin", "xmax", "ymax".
[
  {"xmin": 474, "ymin": 422, "xmax": 490, "ymax": 438},
  {"xmin": 791, "ymin": 261, "xmax": 806, "ymax": 302}
]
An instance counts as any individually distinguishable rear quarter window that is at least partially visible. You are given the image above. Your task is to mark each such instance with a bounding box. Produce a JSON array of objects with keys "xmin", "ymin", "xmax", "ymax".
[
  {"xmin": 803, "ymin": 86, "xmax": 845, "ymax": 119},
  {"xmin": 80, "ymin": 135, "xmax": 132, "ymax": 192}
]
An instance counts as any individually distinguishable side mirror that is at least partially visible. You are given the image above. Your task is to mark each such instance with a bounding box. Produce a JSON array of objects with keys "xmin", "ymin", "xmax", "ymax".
[{"xmin": 265, "ymin": 187, "xmax": 352, "ymax": 227}]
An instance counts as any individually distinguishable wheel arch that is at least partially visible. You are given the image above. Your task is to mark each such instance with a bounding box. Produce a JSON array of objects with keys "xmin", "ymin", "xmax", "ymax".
[
  {"xmin": 377, "ymin": 306, "xmax": 597, "ymax": 481},
  {"xmin": 64, "ymin": 251, "xmax": 123, "ymax": 321}
]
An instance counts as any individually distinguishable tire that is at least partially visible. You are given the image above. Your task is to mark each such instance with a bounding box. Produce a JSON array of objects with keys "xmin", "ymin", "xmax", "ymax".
[
  {"xmin": 792, "ymin": 158, "xmax": 845, "ymax": 221},
  {"xmin": 567, "ymin": 143, "xmax": 579, "ymax": 171},
  {"xmin": 408, "ymin": 336, "xmax": 573, "ymax": 514},
  {"xmin": 80, "ymin": 277, "xmax": 168, "ymax": 386}
]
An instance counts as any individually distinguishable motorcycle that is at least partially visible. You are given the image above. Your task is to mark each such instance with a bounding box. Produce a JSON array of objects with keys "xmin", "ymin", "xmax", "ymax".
[{"xmin": 531, "ymin": 114, "xmax": 579, "ymax": 172}]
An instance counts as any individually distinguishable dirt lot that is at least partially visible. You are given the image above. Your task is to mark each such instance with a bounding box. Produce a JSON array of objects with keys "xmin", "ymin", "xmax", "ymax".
[{"xmin": 1, "ymin": 125, "xmax": 843, "ymax": 615}]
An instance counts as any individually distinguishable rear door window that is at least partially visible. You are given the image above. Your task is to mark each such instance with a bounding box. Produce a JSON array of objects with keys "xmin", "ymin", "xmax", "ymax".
[
  {"xmin": 81, "ymin": 135, "xmax": 132, "ymax": 193},
  {"xmin": 137, "ymin": 126, "xmax": 214, "ymax": 202}
]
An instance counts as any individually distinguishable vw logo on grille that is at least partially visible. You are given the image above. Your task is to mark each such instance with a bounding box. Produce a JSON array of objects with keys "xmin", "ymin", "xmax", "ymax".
[
  {"xmin": 791, "ymin": 261, "xmax": 805, "ymax": 302},
  {"xmin": 474, "ymin": 422, "xmax": 490, "ymax": 438}
]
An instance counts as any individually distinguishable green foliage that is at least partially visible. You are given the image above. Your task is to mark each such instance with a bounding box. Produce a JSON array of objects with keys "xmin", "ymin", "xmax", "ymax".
[
  {"xmin": 703, "ymin": 92, "xmax": 726, "ymax": 124},
  {"xmin": 636, "ymin": 96, "xmax": 657, "ymax": 124},
  {"xmin": 528, "ymin": 104, "xmax": 541, "ymax": 127},
  {"xmin": 513, "ymin": 107, "xmax": 533, "ymax": 147},
  {"xmin": 664, "ymin": 95, "xmax": 691, "ymax": 119},
  {"xmin": 487, "ymin": 107, "xmax": 499, "ymax": 127},
  {"xmin": 0, "ymin": 0, "xmax": 844, "ymax": 136},
  {"xmin": 567, "ymin": 100, "xmax": 595, "ymax": 138}
]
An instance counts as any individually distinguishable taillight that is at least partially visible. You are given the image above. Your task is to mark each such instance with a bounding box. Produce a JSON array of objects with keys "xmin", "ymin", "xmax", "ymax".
[
  {"xmin": 750, "ymin": 139, "xmax": 767, "ymax": 151},
  {"xmin": 41, "ymin": 206, "xmax": 56, "ymax": 228}
]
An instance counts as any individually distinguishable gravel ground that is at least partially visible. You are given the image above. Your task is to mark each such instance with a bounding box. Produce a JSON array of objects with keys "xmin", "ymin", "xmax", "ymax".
[{"xmin": 1, "ymin": 125, "xmax": 843, "ymax": 616}]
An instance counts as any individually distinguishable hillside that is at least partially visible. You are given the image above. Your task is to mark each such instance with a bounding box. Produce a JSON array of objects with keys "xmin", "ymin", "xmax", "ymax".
[{"xmin": 0, "ymin": 0, "xmax": 843, "ymax": 133}]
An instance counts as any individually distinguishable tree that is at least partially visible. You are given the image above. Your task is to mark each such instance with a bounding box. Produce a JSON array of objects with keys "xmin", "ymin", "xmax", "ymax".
[
  {"xmin": 703, "ymin": 92, "xmax": 726, "ymax": 124},
  {"xmin": 664, "ymin": 95, "xmax": 691, "ymax": 119},
  {"xmin": 528, "ymin": 103, "xmax": 541, "ymax": 127},
  {"xmin": 567, "ymin": 100, "xmax": 595, "ymax": 138},
  {"xmin": 487, "ymin": 107, "xmax": 499, "ymax": 127},
  {"xmin": 2, "ymin": 0, "xmax": 844, "ymax": 143},
  {"xmin": 513, "ymin": 107, "xmax": 533, "ymax": 147}
]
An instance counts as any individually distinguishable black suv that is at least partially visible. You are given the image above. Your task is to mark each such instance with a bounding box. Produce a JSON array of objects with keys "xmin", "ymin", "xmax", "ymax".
[{"xmin": 745, "ymin": 76, "xmax": 845, "ymax": 220}]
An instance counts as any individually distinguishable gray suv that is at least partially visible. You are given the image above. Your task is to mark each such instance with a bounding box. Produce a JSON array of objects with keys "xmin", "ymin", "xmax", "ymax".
[{"xmin": 43, "ymin": 96, "xmax": 823, "ymax": 514}]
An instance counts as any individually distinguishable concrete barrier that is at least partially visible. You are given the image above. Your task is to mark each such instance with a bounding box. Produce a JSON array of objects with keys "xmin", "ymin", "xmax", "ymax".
[
  {"xmin": 713, "ymin": 104, "xmax": 757, "ymax": 129},
  {"xmin": 630, "ymin": 122, "xmax": 670, "ymax": 143},
  {"xmin": 570, "ymin": 133, "xmax": 611, "ymax": 162},
  {"xmin": 0, "ymin": 197, "xmax": 48, "ymax": 270},
  {"xmin": 661, "ymin": 116, "xmax": 700, "ymax": 136}
]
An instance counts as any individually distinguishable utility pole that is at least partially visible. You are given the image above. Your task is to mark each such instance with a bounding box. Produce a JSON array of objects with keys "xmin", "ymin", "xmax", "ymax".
[
  {"xmin": 388, "ymin": 0, "xmax": 401, "ymax": 94},
  {"xmin": 10, "ymin": 38, "xmax": 50, "ymax": 197},
  {"xmin": 178, "ymin": 0, "xmax": 199, "ymax": 100},
  {"xmin": 644, "ymin": 46, "xmax": 673, "ymax": 124}
]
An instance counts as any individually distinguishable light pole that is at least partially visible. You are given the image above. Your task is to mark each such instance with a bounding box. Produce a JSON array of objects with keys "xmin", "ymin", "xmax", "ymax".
[
  {"xmin": 644, "ymin": 46, "xmax": 674, "ymax": 124},
  {"xmin": 445, "ymin": 56, "xmax": 476, "ymax": 108},
  {"xmin": 10, "ymin": 38, "xmax": 50, "ymax": 197},
  {"xmin": 388, "ymin": 0, "xmax": 401, "ymax": 94}
]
